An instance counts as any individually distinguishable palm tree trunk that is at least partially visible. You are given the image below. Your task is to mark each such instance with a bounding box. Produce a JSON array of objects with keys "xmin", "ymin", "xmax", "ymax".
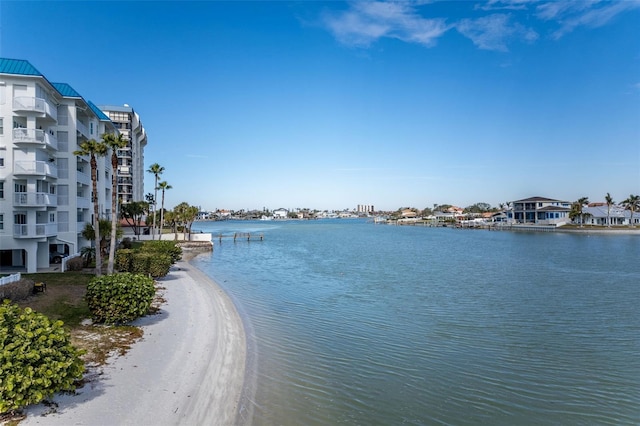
[
  {"xmin": 160, "ymin": 189, "xmax": 165, "ymax": 241},
  {"xmin": 152, "ymin": 176, "xmax": 158, "ymax": 240},
  {"xmin": 91, "ymin": 155, "xmax": 102, "ymax": 276},
  {"xmin": 108, "ymin": 152, "xmax": 118, "ymax": 274}
]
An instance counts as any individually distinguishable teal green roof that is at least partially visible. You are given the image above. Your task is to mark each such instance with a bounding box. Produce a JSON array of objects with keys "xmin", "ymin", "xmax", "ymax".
[
  {"xmin": 51, "ymin": 82, "xmax": 81, "ymax": 98},
  {"xmin": 0, "ymin": 58, "xmax": 43, "ymax": 76},
  {"xmin": 87, "ymin": 101, "xmax": 111, "ymax": 121}
]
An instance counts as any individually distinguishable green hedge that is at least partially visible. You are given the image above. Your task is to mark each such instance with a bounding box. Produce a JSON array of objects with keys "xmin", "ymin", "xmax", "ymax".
[
  {"xmin": 85, "ymin": 273, "xmax": 156, "ymax": 324},
  {"xmin": 114, "ymin": 241, "xmax": 180, "ymax": 278},
  {"xmin": 139, "ymin": 240, "xmax": 182, "ymax": 263},
  {"xmin": 114, "ymin": 249, "xmax": 134, "ymax": 272},
  {"xmin": 0, "ymin": 301, "xmax": 84, "ymax": 414}
]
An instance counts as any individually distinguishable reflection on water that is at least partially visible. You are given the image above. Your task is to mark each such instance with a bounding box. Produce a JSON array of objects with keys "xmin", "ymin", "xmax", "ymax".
[{"xmin": 193, "ymin": 220, "xmax": 640, "ymax": 425}]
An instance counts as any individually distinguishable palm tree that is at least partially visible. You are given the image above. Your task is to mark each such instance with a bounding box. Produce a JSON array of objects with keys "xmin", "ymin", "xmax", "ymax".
[
  {"xmin": 157, "ymin": 181, "xmax": 172, "ymax": 238},
  {"xmin": 622, "ymin": 194, "xmax": 640, "ymax": 227},
  {"xmin": 147, "ymin": 163, "xmax": 165, "ymax": 240},
  {"xmin": 173, "ymin": 202, "xmax": 199, "ymax": 240},
  {"xmin": 574, "ymin": 197, "xmax": 589, "ymax": 227},
  {"xmin": 74, "ymin": 139, "xmax": 108, "ymax": 276},
  {"xmin": 605, "ymin": 193, "xmax": 614, "ymax": 227},
  {"xmin": 102, "ymin": 132, "xmax": 128, "ymax": 274}
]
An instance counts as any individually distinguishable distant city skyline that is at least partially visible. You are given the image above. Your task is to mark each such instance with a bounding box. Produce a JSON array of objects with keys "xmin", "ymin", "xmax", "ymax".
[{"xmin": 2, "ymin": 1, "xmax": 638, "ymax": 211}]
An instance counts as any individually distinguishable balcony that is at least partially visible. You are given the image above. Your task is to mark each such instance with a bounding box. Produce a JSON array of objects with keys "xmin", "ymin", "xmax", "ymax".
[
  {"xmin": 77, "ymin": 170, "xmax": 91, "ymax": 186},
  {"xmin": 13, "ymin": 223, "xmax": 58, "ymax": 238},
  {"xmin": 13, "ymin": 192, "xmax": 57, "ymax": 207},
  {"xmin": 76, "ymin": 120, "xmax": 90, "ymax": 139},
  {"xmin": 12, "ymin": 128, "xmax": 59, "ymax": 150},
  {"xmin": 117, "ymin": 149, "xmax": 132, "ymax": 158},
  {"xmin": 14, "ymin": 161, "xmax": 58, "ymax": 178},
  {"xmin": 77, "ymin": 196, "xmax": 91, "ymax": 209},
  {"xmin": 13, "ymin": 97, "xmax": 58, "ymax": 121}
]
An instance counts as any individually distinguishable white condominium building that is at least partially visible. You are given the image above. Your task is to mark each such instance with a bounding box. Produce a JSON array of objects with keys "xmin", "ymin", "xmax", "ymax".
[
  {"xmin": 97, "ymin": 105, "xmax": 147, "ymax": 204},
  {"xmin": 0, "ymin": 58, "xmax": 132, "ymax": 273}
]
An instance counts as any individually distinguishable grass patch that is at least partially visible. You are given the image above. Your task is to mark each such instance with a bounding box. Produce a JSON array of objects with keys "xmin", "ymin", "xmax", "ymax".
[
  {"xmin": 15, "ymin": 271, "xmax": 158, "ymax": 373},
  {"xmin": 19, "ymin": 272, "xmax": 93, "ymax": 327}
]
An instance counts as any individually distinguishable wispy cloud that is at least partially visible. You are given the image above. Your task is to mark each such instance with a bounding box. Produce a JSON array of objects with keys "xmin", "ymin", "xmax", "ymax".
[
  {"xmin": 475, "ymin": 0, "xmax": 536, "ymax": 12},
  {"xmin": 319, "ymin": 0, "xmax": 639, "ymax": 51},
  {"xmin": 539, "ymin": 0, "xmax": 640, "ymax": 39},
  {"xmin": 322, "ymin": 2, "xmax": 450, "ymax": 48},
  {"xmin": 455, "ymin": 13, "xmax": 537, "ymax": 51}
]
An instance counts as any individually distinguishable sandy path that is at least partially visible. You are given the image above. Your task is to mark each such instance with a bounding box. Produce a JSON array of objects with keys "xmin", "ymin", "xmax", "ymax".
[{"xmin": 22, "ymin": 261, "xmax": 246, "ymax": 426}]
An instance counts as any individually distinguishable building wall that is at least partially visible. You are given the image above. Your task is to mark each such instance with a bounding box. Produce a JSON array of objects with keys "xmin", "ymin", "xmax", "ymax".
[
  {"xmin": 98, "ymin": 105, "xmax": 148, "ymax": 204},
  {"xmin": 0, "ymin": 63, "xmax": 114, "ymax": 272}
]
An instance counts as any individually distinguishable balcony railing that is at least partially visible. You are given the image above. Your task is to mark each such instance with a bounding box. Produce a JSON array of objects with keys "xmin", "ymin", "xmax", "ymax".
[
  {"xmin": 13, "ymin": 192, "xmax": 57, "ymax": 207},
  {"xmin": 12, "ymin": 128, "xmax": 59, "ymax": 150},
  {"xmin": 77, "ymin": 170, "xmax": 91, "ymax": 186},
  {"xmin": 13, "ymin": 161, "xmax": 58, "ymax": 178},
  {"xmin": 77, "ymin": 196, "xmax": 91, "ymax": 209},
  {"xmin": 13, "ymin": 223, "xmax": 58, "ymax": 238},
  {"xmin": 76, "ymin": 120, "xmax": 89, "ymax": 139},
  {"xmin": 117, "ymin": 149, "xmax": 132, "ymax": 158},
  {"xmin": 13, "ymin": 97, "xmax": 58, "ymax": 121}
]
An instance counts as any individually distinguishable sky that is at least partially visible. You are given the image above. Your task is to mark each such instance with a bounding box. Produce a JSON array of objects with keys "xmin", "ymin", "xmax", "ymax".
[{"xmin": 1, "ymin": 1, "xmax": 639, "ymax": 212}]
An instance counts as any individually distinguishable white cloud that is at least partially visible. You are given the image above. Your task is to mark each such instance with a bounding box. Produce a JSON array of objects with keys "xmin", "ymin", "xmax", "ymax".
[
  {"xmin": 476, "ymin": 0, "xmax": 536, "ymax": 11},
  {"xmin": 322, "ymin": 1, "xmax": 450, "ymax": 48},
  {"xmin": 455, "ymin": 14, "xmax": 537, "ymax": 51},
  {"xmin": 538, "ymin": 0, "xmax": 640, "ymax": 39},
  {"xmin": 320, "ymin": 0, "xmax": 637, "ymax": 50}
]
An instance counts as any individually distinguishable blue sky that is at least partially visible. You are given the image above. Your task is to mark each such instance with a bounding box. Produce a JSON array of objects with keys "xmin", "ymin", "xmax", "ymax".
[{"xmin": 2, "ymin": 1, "xmax": 639, "ymax": 211}]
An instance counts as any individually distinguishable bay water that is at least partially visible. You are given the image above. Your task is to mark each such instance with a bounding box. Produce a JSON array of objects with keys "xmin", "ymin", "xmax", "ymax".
[{"xmin": 191, "ymin": 219, "xmax": 640, "ymax": 425}]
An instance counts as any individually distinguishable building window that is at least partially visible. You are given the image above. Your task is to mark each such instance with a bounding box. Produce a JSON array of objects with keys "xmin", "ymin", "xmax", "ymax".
[
  {"xmin": 90, "ymin": 122, "xmax": 94, "ymax": 135},
  {"xmin": 0, "ymin": 213, "xmax": 3, "ymax": 230},
  {"xmin": 0, "ymin": 181, "xmax": 3, "ymax": 198},
  {"xmin": 0, "ymin": 118, "xmax": 3, "ymax": 135},
  {"xmin": 0, "ymin": 156, "xmax": 4, "ymax": 167}
]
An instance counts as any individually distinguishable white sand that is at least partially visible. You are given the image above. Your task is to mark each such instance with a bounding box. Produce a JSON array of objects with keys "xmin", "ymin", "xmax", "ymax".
[{"xmin": 22, "ymin": 261, "xmax": 247, "ymax": 426}]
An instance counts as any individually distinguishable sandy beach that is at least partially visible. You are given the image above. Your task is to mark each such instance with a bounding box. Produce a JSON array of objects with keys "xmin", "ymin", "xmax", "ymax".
[{"xmin": 22, "ymin": 260, "xmax": 247, "ymax": 426}]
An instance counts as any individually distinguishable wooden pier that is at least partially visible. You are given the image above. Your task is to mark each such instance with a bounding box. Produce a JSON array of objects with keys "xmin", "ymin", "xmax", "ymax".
[{"xmin": 216, "ymin": 232, "xmax": 264, "ymax": 243}]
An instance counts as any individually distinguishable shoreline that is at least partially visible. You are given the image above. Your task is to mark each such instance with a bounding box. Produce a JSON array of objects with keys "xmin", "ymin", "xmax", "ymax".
[{"xmin": 22, "ymin": 259, "xmax": 247, "ymax": 425}]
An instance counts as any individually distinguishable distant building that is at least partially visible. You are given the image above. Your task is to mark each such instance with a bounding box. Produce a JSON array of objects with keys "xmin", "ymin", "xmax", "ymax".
[
  {"xmin": 273, "ymin": 208, "xmax": 288, "ymax": 219},
  {"xmin": 97, "ymin": 105, "xmax": 147, "ymax": 204},
  {"xmin": 0, "ymin": 58, "xmax": 117, "ymax": 272},
  {"xmin": 509, "ymin": 196, "xmax": 571, "ymax": 225},
  {"xmin": 357, "ymin": 204, "xmax": 375, "ymax": 213},
  {"xmin": 583, "ymin": 205, "xmax": 638, "ymax": 226}
]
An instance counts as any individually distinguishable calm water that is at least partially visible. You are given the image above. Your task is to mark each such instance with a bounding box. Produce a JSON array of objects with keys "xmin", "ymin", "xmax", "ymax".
[{"xmin": 192, "ymin": 220, "xmax": 640, "ymax": 425}]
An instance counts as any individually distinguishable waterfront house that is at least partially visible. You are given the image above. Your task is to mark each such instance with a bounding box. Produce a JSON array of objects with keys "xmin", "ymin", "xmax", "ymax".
[
  {"xmin": 491, "ymin": 212, "xmax": 507, "ymax": 222},
  {"xmin": 273, "ymin": 208, "xmax": 288, "ymax": 219},
  {"xmin": 582, "ymin": 205, "xmax": 637, "ymax": 226},
  {"xmin": 401, "ymin": 209, "xmax": 418, "ymax": 219},
  {"xmin": 509, "ymin": 196, "xmax": 571, "ymax": 225}
]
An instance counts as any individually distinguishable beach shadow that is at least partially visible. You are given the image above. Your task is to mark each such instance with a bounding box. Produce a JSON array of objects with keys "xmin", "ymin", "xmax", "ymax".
[
  {"xmin": 22, "ymin": 365, "xmax": 111, "ymax": 420},
  {"xmin": 134, "ymin": 306, "xmax": 170, "ymax": 327}
]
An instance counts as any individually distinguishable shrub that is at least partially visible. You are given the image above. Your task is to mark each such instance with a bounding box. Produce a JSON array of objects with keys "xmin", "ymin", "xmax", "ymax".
[
  {"xmin": 65, "ymin": 256, "xmax": 85, "ymax": 271},
  {"xmin": 119, "ymin": 237, "xmax": 133, "ymax": 249},
  {"xmin": 0, "ymin": 301, "xmax": 84, "ymax": 414},
  {"xmin": 85, "ymin": 273, "xmax": 156, "ymax": 324},
  {"xmin": 114, "ymin": 249, "xmax": 134, "ymax": 272},
  {"xmin": 0, "ymin": 279, "xmax": 33, "ymax": 302},
  {"xmin": 140, "ymin": 240, "xmax": 182, "ymax": 264},
  {"xmin": 130, "ymin": 253, "xmax": 151, "ymax": 275},
  {"xmin": 148, "ymin": 254, "xmax": 172, "ymax": 278}
]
